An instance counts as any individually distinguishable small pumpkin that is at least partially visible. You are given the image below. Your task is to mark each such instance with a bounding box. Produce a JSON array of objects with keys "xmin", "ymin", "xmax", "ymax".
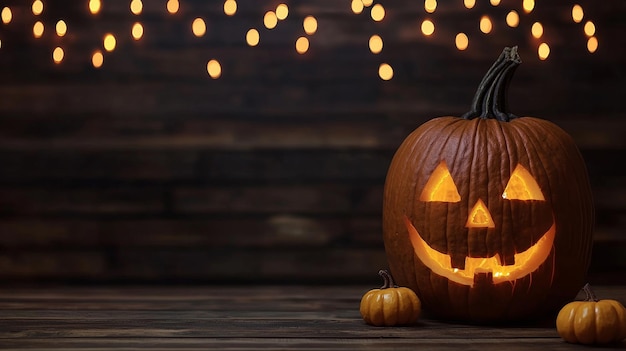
[
  {"xmin": 556, "ymin": 283, "xmax": 626, "ymax": 345},
  {"xmin": 359, "ymin": 269, "xmax": 421, "ymax": 326},
  {"xmin": 383, "ymin": 46, "xmax": 594, "ymax": 322}
]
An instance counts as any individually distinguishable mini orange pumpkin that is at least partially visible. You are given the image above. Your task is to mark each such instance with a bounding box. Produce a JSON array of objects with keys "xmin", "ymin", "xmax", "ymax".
[
  {"xmin": 556, "ymin": 284, "xmax": 626, "ymax": 345},
  {"xmin": 359, "ymin": 270, "xmax": 421, "ymax": 326},
  {"xmin": 383, "ymin": 47, "xmax": 594, "ymax": 322}
]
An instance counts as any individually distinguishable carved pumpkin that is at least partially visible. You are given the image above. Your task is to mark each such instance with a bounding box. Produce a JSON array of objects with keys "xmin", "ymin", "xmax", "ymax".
[{"xmin": 382, "ymin": 47, "xmax": 594, "ymax": 323}]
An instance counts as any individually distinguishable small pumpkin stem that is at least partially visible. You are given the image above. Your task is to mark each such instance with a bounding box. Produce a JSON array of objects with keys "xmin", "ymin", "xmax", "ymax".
[
  {"xmin": 378, "ymin": 269, "xmax": 398, "ymax": 289},
  {"xmin": 462, "ymin": 46, "xmax": 521, "ymax": 122},
  {"xmin": 582, "ymin": 283, "xmax": 599, "ymax": 302}
]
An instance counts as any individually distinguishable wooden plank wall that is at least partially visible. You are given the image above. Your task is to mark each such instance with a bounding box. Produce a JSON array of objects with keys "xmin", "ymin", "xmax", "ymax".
[{"xmin": 0, "ymin": 0, "xmax": 624, "ymax": 284}]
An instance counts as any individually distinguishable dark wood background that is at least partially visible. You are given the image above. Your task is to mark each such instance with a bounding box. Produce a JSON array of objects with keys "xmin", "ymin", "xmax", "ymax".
[{"xmin": 0, "ymin": 0, "xmax": 624, "ymax": 285}]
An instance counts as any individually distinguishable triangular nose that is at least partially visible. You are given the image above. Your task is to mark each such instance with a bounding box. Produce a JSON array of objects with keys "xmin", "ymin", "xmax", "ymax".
[{"xmin": 466, "ymin": 199, "xmax": 495, "ymax": 228}]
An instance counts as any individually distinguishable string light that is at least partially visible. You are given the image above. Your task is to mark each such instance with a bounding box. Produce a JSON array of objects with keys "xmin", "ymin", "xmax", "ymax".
[
  {"xmin": 89, "ymin": 0, "xmax": 101, "ymax": 15},
  {"xmin": 33, "ymin": 21, "xmax": 44, "ymax": 38},
  {"xmin": 295, "ymin": 36, "xmax": 309, "ymax": 54},
  {"xmin": 224, "ymin": 0, "xmax": 237, "ymax": 16},
  {"xmin": 464, "ymin": 0, "xmax": 475, "ymax": 9},
  {"xmin": 424, "ymin": 0, "xmax": 436, "ymax": 13},
  {"xmin": 32, "ymin": 0, "xmax": 44, "ymax": 15},
  {"xmin": 523, "ymin": 0, "xmax": 535, "ymax": 13},
  {"xmin": 572, "ymin": 4, "xmax": 584, "ymax": 23},
  {"xmin": 303, "ymin": 16, "xmax": 317, "ymax": 35},
  {"xmin": 56, "ymin": 20, "xmax": 67, "ymax": 37},
  {"xmin": 455, "ymin": 33, "xmax": 469, "ymax": 50},
  {"xmin": 276, "ymin": 4, "xmax": 288, "ymax": 20},
  {"xmin": 351, "ymin": 0, "xmax": 363, "ymax": 14},
  {"xmin": 192, "ymin": 18, "xmax": 206, "ymax": 36},
  {"xmin": 369, "ymin": 35, "xmax": 383, "ymax": 54},
  {"xmin": 103, "ymin": 33, "xmax": 116, "ymax": 51},
  {"xmin": 421, "ymin": 20, "xmax": 435, "ymax": 36},
  {"xmin": 207, "ymin": 59, "xmax": 221, "ymax": 79},
  {"xmin": 378, "ymin": 63, "xmax": 393, "ymax": 81},
  {"xmin": 1, "ymin": 7, "xmax": 12, "ymax": 24},
  {"xmin": 167, "ymin": 0, "xmax": 179, "ymax": 14},
  {"xmin": 371, "ymin": 4, "xmax": 385, "ymax": 21},
  {"xmin": 264, "ymin": 11, "xmax": 278, "ymax": 29},
  {"xmin": 92, "ymin": 50, "xmax": 104, "ymax": 68},
  {"xmin": 246, "ymin": 28, "xmax": 259, "ymax": 46},
  {"xmin": 506, "ymin": 10, "xmax": 519, "ymax": 28},
  {"xmin": 480, "ymin": 16, "xmax": 492, "ymax": 34},
  {"xmin": 130, "ymin": 0, "xmax": 142, "ymax": 15},
  {"xmin": 132, "ymin": 22, "xmax": 144, "ymax": 40},
  {"xmin": 52, "ymin": 47, "xmax": 64, "ymax": 63}
]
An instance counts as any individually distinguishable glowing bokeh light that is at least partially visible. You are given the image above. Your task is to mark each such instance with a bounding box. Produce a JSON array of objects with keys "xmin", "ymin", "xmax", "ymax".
[
  {"xmin": 276, "ymin": 4, "xmax": 288, "ymax": 20},
  {"xmin": 371, "ymin": 4, "xmax": 385, "ymax": 21},
  {"xmin": 523, "ymin": 0, "xmax": 535, "ymax": 13},
  {"xmin": 207, "ymin": 59, "xmax": 221, "ymax": 79},
  {"xmin": 192, "ymin": 18, "xmax": 206, "ymax": 36},
  {"xmin": 362, "ymin": 0, "xmax": 373, "ymax": 6},
  {"xmin": 1, "ymin": 7, "xmax": 12, "ymax": 24},
  {"xmin": 92, "ymin": 50, "xmax": 103, "ymax": 68},
  {"xmin": 130, "ymin": 0, "xmax": 143, "ymax": 15},
  {"xmin": 587, "ymin": 36, "xmax": 598, "ymax": 53},
  {"xmin": 56, "ymin": 20, "xmax": 67, "ymax": 37},
  {"xmin": 264, "ymin": 11, "xmax": 278, "ymax": 29},
  {"xmin": 378, "ymin": 63, "xmax": 393, "ymax": 81},
  {"xmin": 572, "ymin": 5, "xmax": 584, "ymax": 23},
  {"xmin": 246, "ymin": 28, "xmax": 259, "ymax": 46},
  {"xmin": 132, "ymin": 22, "xmax": 144, "ymax": 40},
  {"xmin": 480, "ymin": 16, "xmax": 492, "ymax": 34},
  {"xmin": 89, "ymin": 0, "xmax": 101, "ymax": 14},
  {"xmin": 167, "ymin": 0, "xmax": 179, "ymax": 14},
  {"xmin": 303, "ymin": 16, "xmax": 317, "ymax": 35},
  {"xmin": 455, "ymin": 33, "xmax": 469, "ymax": 50},
  {"xmin": 584, "ymin": 21, "xmax": 595, "ymax": 37},
  {"xmin": 538, "ymin": 42, "xmax": 550, "ymax": 60},
  {"xmin": 464, "ymin": 0, "xmax": 475, "ymax": 9},
  {"xmin": 369, "ymin": 34, "xmax": 383, "ymax": 54},
  {"xmin": 224, "ymin": 0, "xmax": 237, "ymax": 16},
  {"xmin": 351, "ymin": 0, "xmax": 364, "ymax": 14},
  {"xmin": 490, "ymin": 0, "xmax": 501, "ymax": 5},
  {"xmin": 295, "ymin": 36, "xmax": 309, "ymax": 54},
  {"xmin": 33, "ymin": 21, "xmax": 44, "ymax": 38},
  {"xmin": 425, "ymin": 0, "xmax": 437, "ymax": 13},
  {"xmin": 531, "ymin": 22, "xmax": 543, "ymax": 38},
  {"xmin": 32, "ymin": 0, "xmax": 44, "ymax": 15},
  {"xmin": 53, "ymin": 47, "xmax": 64, "ymax": 63},
  {"xmin": 421, "ymin": 20, "xmax": 435, "ymax": 36},
  {"xmin": 103, "ymin": 33, "xmax": 116, "ymax": 51},
  {"xmin": 506, "ymin": 10, "xmax": 519, "ymax": 27}
]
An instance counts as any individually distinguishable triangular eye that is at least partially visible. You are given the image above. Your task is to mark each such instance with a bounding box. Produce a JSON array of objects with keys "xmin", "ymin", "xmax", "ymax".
[
  {"xmin": 502, "ymin": 164, "xmax": 545, "ymax": 201},
  {"xmin": 419, "ymin": 161, "xmax": 461, "ymax": 202}
]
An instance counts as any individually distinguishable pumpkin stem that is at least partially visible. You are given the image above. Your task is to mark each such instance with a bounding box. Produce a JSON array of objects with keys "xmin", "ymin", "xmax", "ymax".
[
  {"xmin": 582, "ymin": 283, "xmax": 599, "ymax": 302},
  {"xmin": 378, "ymin": 269, "xmax": 398, "ymax": 289},
  {"xmin": 462, "ymin": 46, "xmax": 521, "ymax": 122}
]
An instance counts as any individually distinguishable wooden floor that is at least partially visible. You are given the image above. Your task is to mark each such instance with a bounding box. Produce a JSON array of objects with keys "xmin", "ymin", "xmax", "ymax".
[{"xmin": 0, "ymin": 285, "xmax": 624, "ymax": 350}]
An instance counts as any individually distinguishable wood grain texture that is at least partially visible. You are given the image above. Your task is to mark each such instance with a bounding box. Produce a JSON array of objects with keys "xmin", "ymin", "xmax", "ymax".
[{"xmin": 0, "ymin": 285, "xmax": 624, "ymax": 350}]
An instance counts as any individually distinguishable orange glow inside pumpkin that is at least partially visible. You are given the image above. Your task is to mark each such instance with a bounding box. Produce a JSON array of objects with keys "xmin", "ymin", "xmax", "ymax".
[
  {"xmin": 405, "ymin": 216, "xmax": 555, "ymax": 286},
  {"xmin": 466, "ymin": 199, "xmax": 495, "ymax": 228},
  {"xmin": 502, "ymin": 164, "xmax": 545, "ymax": 200},
  {"xmin": 419, "ymin": 161, "xmax": 461, "ymax": 202}
]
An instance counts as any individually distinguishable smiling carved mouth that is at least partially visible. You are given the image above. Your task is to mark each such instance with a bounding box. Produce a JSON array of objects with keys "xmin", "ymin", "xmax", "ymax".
[{"xmin": 403, "ymin": 216, "xmax": 555, "ymax": 287}]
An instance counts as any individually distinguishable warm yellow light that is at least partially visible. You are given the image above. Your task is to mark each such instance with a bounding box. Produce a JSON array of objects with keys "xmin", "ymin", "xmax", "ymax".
[
  {"xmin": 378, "ymin": 63, "xmax": 393, "ymax": 81},
  {"xmin": 522, "ymin": 0, "xmax": 534, "ymax": 13},
  {"xmin": 167, "ymin": 0, "xmax": 179, "ymax": 14},
  {"xmin": 224, "ymin": 0, "xmax": 237, "ymax": 16},
  {"xmin": 371, "ymin": 4, "xmax": 385, "ymax": 21},
  {"xmin": 455, "ymin": 33, "xmax": 469, "ymax": 50},
  {"xmin": 52, "ymin": 47, "xmax": 64, "ymax": 63},
  {"xmin": 464, "ymin": 0, "xmax": 475, "ymax": 9},
  {"xmin": 32, "ymin": 0, "xmax": 44, "ymax": 15},
  {"xmin": 538, "ymin": 42, "xmax": 550, "ymax": 60},
  {"xmin": 303, "ymin": 16, "xmax": 317, "ymax": 35},
  {"xmin": 502, "ymin": 165, "xmax": 545, "ymax": 200},
  {"xmin": 92, "ymin": 50, "xmax": 103, "ymax": 68},
  {"xmin": 466, "ymin": 199, "xmax": 495, "ymax": 228},
  {"xmin": 132, "ymin": 22, "xmax": 144, "ymax": 40},
  {"xmin": 192, "ymin": 18, "xmax": 206, "ymax": 36},
  {"xmin": 276, "ymin": 4, "xmax": 288, "ymax": 20},
  {"xmin": 572, "ymin": 4, "xmax": 584, "ymax": 23},
  {"xmin": 369, "ymin": 34, "xmax": 383, "ymax": 54},
  {"xmin": 130, "ymin": 0, "xmax": 142, "ymax": 15},
  {"xmin": 490, "ymin": 0, "xmax": 501, "ymax": 5},
  {"xmin": 361, "ymin": 0, "xmax": 373, "ymax": 6},
  {"xmin": 264, "ymin": 11, "xmax": 278, "ymax": 29},
  {"xmin": 33, "ymin": 21, "xmax": 44, "ymax": 38},
  {"xmin": 295, "ymin": 36, "xmax": 309, "ymax": 54},
  {"xmin": 419, "ymin": 161, "xmax": 460, "ymax": 202},
  {"xmin": 480, "ymin": 16, "xmax": 492, "ymax": 34},
  {"xmin": 207, "ymin": 59, "xmax": 221, "ymax": 79},
  {"xmin": 351, "ymin": 0, "xmax": 364, "ymax": 14},
  {"xmin": 405, "ymin": 216, "xmax": 556, "ymax": 287},
  {"xmin": 424, "ymin": 0, "xmax": 437, "ymax": 13},
  {"xmin": 246, "ymin": 28, "xmax": 259, "ymax": 46},
  {"xmin": 103, "ymin": 33, "xmax": 116, "ymax": 51},
  {"xmin": 531, "ymin": 22, "xmax": 543, "ymax": 38},
  {"xmin": 421, "ymin": 19, "xmax": 435, "ymax": 36},
  {"xmin": 56, "ymin": 20, "xmax": 67, "ymax": 37},
  {"xmin": 506, "ymin": 10, "xmax": 519, "ymax": 28},
  {"xmin": 1, "ymin": 7, "xmax": 12, "ymax": 24},
  {"xmin": 587, "ymin": 36, "xmax": 598, "ymax": 53},
  {"xmin": 584, "ymin": 21, "xmax": 595, "ymax": 37},
  {"xmin": 89, "ymin": 0, "xmax": 101, "ymax": 14}
]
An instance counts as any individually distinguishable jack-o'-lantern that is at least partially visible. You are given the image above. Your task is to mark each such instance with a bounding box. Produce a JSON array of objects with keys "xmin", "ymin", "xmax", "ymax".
[{"xmin": 382, "ymin": 47, "xmax": 594, "ymax": 323}]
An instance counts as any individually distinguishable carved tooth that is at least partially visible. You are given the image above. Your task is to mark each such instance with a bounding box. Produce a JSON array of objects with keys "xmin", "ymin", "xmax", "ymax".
[
  {"xmin": 502, "ymin": 254, "xmax": 516, "ymax": 266},
  {"xmin": 451, "ymin": 254, "xmax": 466, "ymax": 270}
]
